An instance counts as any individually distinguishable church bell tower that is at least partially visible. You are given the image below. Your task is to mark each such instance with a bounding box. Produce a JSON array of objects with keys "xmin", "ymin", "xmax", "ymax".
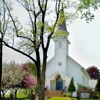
[{"xmin": 53, "ymin": 8, "xmax": 70, "ymax": 75}]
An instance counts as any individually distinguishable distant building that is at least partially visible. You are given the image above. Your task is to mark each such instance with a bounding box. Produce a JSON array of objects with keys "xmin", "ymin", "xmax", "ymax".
[{"xmin": 89, "ymin": 80, "xmax": 97, "ymax": 89}]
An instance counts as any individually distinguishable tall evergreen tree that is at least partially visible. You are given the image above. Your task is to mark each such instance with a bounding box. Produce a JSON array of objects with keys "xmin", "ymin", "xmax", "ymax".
[
  {"xmin": 95, "ymin": 76, "xmax": 100, "ymax": 99},
  {"xmin": 68, "ymin": 77, "xmax": 76, "ymax": 99}
]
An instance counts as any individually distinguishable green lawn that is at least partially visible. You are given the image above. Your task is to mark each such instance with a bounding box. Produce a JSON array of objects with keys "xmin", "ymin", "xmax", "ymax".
[
  {"xmin": 47, "ymin": 97, "xmax": 77, "ymax": 100},
  {"xmin": 77, "ymin": 99, "xmax": 98, "ymax": 100},
  {"xmin": 47, "ymin": 97, "xmax": 98, "ymax": 100}
]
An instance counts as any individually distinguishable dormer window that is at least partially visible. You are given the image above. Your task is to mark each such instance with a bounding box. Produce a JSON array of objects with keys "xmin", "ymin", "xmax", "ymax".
[{"xmin": 58, "ymin": 42, "xmax": 62, "ymax": 48}]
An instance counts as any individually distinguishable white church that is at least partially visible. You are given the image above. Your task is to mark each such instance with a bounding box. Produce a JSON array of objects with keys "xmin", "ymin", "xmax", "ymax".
[{"xmin": 45, "ymin": 19, "xmax": 90, "ymax": 96}]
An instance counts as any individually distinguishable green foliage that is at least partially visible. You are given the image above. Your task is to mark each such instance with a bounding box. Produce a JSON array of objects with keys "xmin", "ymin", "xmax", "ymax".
[
  {"xmin": 2, "ymin": 61, "xmax": 24, "ymax": 91},
  {"xmin": 93, "ymin": 92, "xmax": 99, "ymax": 99},
  {"xmin": 55, "ymin": 27, "xmax": 69, "ymax": 38},
  {"xmin": 46, "ymin": 25, "xmax": 54, "ymax": 33},
  {"xmin": 77, "ymin": 83, "xmax": 90, "ymax": 89},
  {"xmin": 27, "ymin": 62, "xmax": 37, "ymax": 77},
  {"xmin": 77, "ymin": 0, "xmax": 99, "ymax": 22},
  {"xmin": 3, "ymin": 89, "xmax": 31, "ymax": 99},
  {"xmin": 17, "ymin": 89, "xmax": 28, "ymax": 98},
  {"xmin": 68, "ymin": 77, "xmax": 76, "ymax": 93},
  {"xmin": 62, "ymin": 92, "xmax": 71, "ymax": 97},
  {"xmin": 77, "ymin": 84, "xmax": 85, "ymax": 89},
  {"xmin": 57, "ymin": 9, "xmax": 66, "ymax": 25},
  {"xmin": 36, "ymin": 20, "xmax": 43, "ymax": 31},
  {"xmin": 95, "ymin": 76, "xmax": 100, "ymax": 92}
]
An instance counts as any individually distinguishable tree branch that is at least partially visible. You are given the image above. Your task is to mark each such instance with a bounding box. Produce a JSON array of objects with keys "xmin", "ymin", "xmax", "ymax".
[
  {"xmin": 3, "ymin": 0, "xmax": 18, "ymax": 35},
  {"xmin": 38, "ymin": 0, "xmax": 43, "ymax": 12},
  {"xmin": 3, "ymin": 41, "xmax": 36, "ymax": 63},
  {"xmin": 46, "ymin": 5, "xmax": 60, "ymax": 52}
]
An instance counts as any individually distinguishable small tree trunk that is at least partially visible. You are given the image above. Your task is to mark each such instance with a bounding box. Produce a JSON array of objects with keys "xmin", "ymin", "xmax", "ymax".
[
  {"xmin": 2, "ymin": 93, "xmax": 5, "ymax": 99},
  {"xmin": 71, "ymin": 92, "xmax": 73, "ymax": 100},
  {"xmin": 13, "ymin": 88, "xmax": 18, "ymax": 99},
  {"xmin": 2, "ymin": 89, "xmax": 8, "ymax": 99}
]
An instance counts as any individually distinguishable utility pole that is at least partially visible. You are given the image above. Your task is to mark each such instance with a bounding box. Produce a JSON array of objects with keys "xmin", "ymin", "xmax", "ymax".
[{"xmin": 0, "ymin": 38, "xmax": 2, "ymax": 99}]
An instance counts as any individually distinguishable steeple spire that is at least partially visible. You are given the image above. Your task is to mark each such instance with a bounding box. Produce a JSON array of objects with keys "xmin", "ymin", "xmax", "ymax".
[
  {"xmin": 59, "ymin": 5, "xmax": 67, "ymax": 32},
  {"xmin": 59, "ymin": 21, "xmax": 67, "ymax": 32},
  {"xmin": 55, "ymin": 4, "xmax": 69, "ymax": 38}
]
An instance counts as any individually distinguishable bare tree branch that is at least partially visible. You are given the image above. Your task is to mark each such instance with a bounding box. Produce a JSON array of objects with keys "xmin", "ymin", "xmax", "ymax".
[
  {"xmin": 3, "ymin": 0, "xmax": 36, "ymax": 45},
  {"xmin": 3, "ymin": 41, "xmax": 36, "ymax": 63},
  {"xmin": 38, "ymin": 0, "xmax": 43, "ymax": 12}
]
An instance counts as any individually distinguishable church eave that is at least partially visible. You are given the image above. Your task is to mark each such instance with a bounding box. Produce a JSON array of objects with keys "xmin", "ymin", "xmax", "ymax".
[{"xmin": 81, "ymin": 68, "xmax": 90, "ymax": 80}]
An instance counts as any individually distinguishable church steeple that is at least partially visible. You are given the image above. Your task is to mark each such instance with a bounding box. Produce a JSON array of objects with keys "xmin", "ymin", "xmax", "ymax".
[
  {"xmin": 59, "ymin": 21, "xmax": 67, "ymax": 32},
  {"xmin": 58, "ymin": 6, "xmax": 67, "ymax": 32},
  {"xmin": 54, "ymin": 7, "xmax": 70, "ymax": 56},
  {"xmin": 55, "ymin": 6, "xmax": 69, "ymax": 38}
]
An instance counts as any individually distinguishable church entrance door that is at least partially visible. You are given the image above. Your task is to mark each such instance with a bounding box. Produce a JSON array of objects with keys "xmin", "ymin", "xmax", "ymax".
[
  {"xmin": 56, "ymin": 81, "xmax": 63, "ymax": 90},
  {"xmin": 56, "ymin": 75, "xmax": 63, "ymax": 90}
]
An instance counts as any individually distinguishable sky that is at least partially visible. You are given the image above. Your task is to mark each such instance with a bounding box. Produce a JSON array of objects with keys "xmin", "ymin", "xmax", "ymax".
[{"xmin": 2, "ymin": 2, "xmax": 100, "ymax": 69}]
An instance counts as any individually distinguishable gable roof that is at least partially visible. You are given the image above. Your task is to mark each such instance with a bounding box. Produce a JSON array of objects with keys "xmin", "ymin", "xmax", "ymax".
[
  {"xmin": 81, "ymin": 68, "xmax": 90, "ymax": 80},
  {"xmin": 68, "ymin": 55, "xmax": 83, "ymax": 68},
  {"xmin": 68, "ymin": 55, "xmax": 90, "ymax": 80},
  {"xmin": 46, "ymin": 71, "xmax": 78, "ymax": 86},
  {"xmin": 46, "ymin": 71, "xmax": 71, "ymax": 81}
]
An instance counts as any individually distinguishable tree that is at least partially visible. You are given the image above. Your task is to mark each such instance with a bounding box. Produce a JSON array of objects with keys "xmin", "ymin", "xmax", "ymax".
[
  {"xmin": 0, "ymin": 0, "xmax": 99, "ymax": 100},
  {"xmin": 77, "ymin": 0, "xmax": 100, "ymax": 23},
  {"xmin": 21, "ymin": 63, "xmax": 37, "ymax": 96},
  {"xmin": 68, "ymin": 77, "xmax": 76, "ymax": 99},
  {"xmin": 2, "ymin": 62, "xmax": 37, "ymax": 99},
  {"xmin": 27, "ymin": 62, "xmax": 37, "ymax": 77},
  {"xmin": 86, "ymin": 66, "xmax": 100, "ymax": 79},
  {"xmin": 27, "ymin": 62, "xmax": 37, "ymax": 94},
  {"xmin": 21, "ymin": 63, "xmax": 37, "ymax": 89},
  {"xmin": 0, "ymin": 1, "xmax": 15, "ymax": 98},
  {"xmin": 95, "ymin": 76, "xmax": 100, "ymax": 99},
  {"xmin": 2, "ymin": 61, "xmax": 24, "ymax": 99}
]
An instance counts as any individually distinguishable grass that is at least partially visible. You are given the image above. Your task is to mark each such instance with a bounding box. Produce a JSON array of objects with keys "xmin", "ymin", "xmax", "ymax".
[
  {"xmin": 47, "ymin": 97, "xmax": 77, "ymax": 100},
  {"xmin": 77, "ymin": 99, "xmax": 98, "ymax": 100},
  {"xmin": 47, "ymin": 97, "xmax": 99, "ymax": 100},
  {"xmin": 2, "ymin": 96, "xmax": 99, "ymax": 100}
]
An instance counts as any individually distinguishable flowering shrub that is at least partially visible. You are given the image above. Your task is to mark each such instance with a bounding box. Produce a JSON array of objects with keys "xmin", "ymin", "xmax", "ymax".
[{"xmin": 21, "ymin": 63, "xmax": 37, "ymax": 89}]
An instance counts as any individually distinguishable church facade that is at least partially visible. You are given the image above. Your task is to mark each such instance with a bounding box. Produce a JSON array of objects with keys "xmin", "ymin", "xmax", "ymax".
[{"xmin": 45, "ymin": 22, "xmax": 90, "ymax": 96}]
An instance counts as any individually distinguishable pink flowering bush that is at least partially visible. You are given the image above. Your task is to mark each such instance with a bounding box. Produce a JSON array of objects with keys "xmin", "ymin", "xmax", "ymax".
[
  {"xmin": 22, "ymin": 74, "xmax": 37, "ymax": 89},
  {"xmin": 21, "ymin": 63, "xmax": 37, "ymax": 89}
]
